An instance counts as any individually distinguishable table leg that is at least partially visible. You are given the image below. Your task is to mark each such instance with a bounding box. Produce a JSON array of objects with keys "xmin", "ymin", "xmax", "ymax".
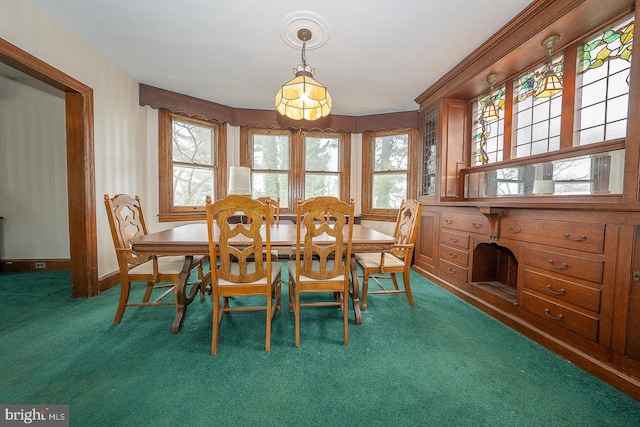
[
  {"xmin": 349, "ymin": 256, "xmax": 363, "ymax": 325},
  {"xmin": 171, "ymin": 256, "xmax": 194, "ymax": 334}
]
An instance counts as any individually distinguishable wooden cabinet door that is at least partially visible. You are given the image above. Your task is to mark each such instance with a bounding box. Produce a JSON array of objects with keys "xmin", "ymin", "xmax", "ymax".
[
  {"xmin": 415, "ymin": 210, "xmax": 437, "ymax": 270},
  {"xmin": 628, "ymin": 226, "xmax": 640, "ymax": 360},
  {"xmin": 441, "ymin": 99, "xmax": 468, "ymax": 198}
]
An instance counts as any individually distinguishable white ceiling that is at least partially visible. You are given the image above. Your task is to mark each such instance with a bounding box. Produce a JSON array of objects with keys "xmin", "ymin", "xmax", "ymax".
[{"xmin": 30, "ymin": 0, "xmax": 534, "ymax": 116}]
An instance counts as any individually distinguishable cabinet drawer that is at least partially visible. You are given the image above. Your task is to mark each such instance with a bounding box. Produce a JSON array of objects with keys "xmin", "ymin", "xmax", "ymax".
[
  {"xmin": 441, "ymin": 213, "xmax": 488, "ymax": 234},
  {"xmin": 500, "ymin": 217, "xmax": 604, "ymax": 254},
  {"xmin": 521, "ymin": 291, "xmax": 599, "ymax": 341},
  {"xmin": 439, "ymin": 230, "xmax": 469, "ymax": 250},
  {"xmin": 439, "ymin": 259, "xmax": 468, "ymax": 282},
  {"xmin": 439, "ymin": 244, "xmax": 469, "ymax": 267},
  {"xmin": 522, "ymin": 269, "xmax": 601, "ymax": 313},
  {"xmin": 524, "ymin": 247, "xmax": 603, "ymax": 284}
]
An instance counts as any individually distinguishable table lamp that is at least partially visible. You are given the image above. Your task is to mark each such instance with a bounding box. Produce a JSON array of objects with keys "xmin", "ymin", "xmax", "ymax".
[{"xmin": 227, "ymin": 166, "xmax": 252, "ymax": 196}]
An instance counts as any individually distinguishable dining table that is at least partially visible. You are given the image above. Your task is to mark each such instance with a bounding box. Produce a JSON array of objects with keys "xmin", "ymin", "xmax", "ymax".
[{"xmin": 130, "ymin": 222, "xmax": 396, "ymax": 332}]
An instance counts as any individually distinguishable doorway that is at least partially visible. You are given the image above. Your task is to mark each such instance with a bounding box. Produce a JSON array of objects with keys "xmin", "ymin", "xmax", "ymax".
[{"xmin": 0, "ymin": 37, "xmax": 98, "ymax": 298}]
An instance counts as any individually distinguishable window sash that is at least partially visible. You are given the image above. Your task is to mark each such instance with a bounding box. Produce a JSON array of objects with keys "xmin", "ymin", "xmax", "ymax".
[{"xmin": 159, "ymin": 110, "xmax": 225, "ymax": 221}]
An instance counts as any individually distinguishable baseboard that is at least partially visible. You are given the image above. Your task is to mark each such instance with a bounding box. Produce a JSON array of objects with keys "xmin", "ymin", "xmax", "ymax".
[
  {"xmin": 98, "ymin": 270, "xmax": 121, "ymax": 293},
  {"xmin": 1, "ymin": 258, "xmax": 70, "ymax": 272}
]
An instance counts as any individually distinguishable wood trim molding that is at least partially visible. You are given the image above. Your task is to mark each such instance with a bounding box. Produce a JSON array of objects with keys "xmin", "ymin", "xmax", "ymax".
[
  {"xmin": 414, "ymin": 0, "xmax": 634, "ymax": 108},
  {"xmin": 1, "ymin": 259, "xmax": 71, "ymax": 273},
  {"xmin": 0, "ymin": 37, "xmax": 98, "ymax": 298},
  {"xmin": 139, "ymin": 83, "xmax": 419, "ymax": 133}
]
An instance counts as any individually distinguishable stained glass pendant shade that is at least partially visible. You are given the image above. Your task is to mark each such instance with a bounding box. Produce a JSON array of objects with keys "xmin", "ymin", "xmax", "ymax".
[
  {"xmin": 534, "ymin": 35, "xmax": 563, "ymax": 98},
  {"xmin": 482, "ymin": 74, "xmax": 500, "ymax": 122},
  {"xmin": 275, "ymin": 29, "xmax": 332, "ymax": 121}
]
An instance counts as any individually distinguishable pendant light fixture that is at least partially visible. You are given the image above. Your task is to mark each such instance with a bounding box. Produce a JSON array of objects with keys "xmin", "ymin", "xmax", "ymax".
[
  {"xmin": 275, "ymin": 28, "xmax": 332, "ymax": 121},
  {"xmin": 482, "ymin": 74, "xmax": 500, "ymax": 122},
  {"xmin": 534, "ymin": 34, "xmax": 563, "ymax": 98}
]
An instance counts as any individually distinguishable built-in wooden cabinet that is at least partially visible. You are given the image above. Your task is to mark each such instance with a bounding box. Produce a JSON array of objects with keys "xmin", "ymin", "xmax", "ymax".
[
  {"xmin": 413, "ymin": 207, "xmax": 637, "ymax": 398},
  {"xmin": 411, "ymin": 0, "xmax": 640, "ymax": 401},
  {"xmin": 440, "ymin": 100, "xmax": 467, "ymax": 199},
  {"xmin": 628, "ymin": 226, "xmax": 640, "ymax": 361}
]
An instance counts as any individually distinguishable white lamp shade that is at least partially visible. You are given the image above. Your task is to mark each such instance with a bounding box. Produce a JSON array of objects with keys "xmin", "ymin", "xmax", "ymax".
[{"xmin": 228, "ymin": 166, "xmax": 252, "ymax": 195}]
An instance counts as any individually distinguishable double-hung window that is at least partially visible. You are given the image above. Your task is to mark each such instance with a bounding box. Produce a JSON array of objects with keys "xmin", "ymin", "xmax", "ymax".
[
  {"xmin": 159, "ymin": 109, "xmax": 225, "ymax": 221},
  {"xmin": 362, "ymin": 129, "xmax": 416, "ymax": 218},
  {"xmin": 242, "ymin": 127, "xmax": 349, "ymax": 211}
]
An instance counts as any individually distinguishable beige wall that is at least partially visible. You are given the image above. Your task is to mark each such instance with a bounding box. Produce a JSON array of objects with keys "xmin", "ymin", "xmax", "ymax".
[
  {"xmin": 0, "ymin": 0, "xmax": 388, "ymax": 280},
  {"xmin": 0, "ymin": 76, "xmax": 68, "ymax": 259},
  {"xmin": 0, "ymin": 0, "xmax": 148, "ymax": 277}
]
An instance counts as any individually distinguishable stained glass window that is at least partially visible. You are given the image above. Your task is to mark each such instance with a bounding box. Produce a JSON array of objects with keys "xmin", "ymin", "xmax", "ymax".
[
  {"xmin": 472, "ymin": 86, "xmax": 505, "ymax": 165},
  {"xmin": 576, "ymin": 16, "xmax": 633, "ymax": 145},
  {"xmin": 513, "ymin": 56, "xmax": 563, "ymax": 158},
  {"xmin": 422, "ymin": 109, "xmax": 437, "ymax": 195}
]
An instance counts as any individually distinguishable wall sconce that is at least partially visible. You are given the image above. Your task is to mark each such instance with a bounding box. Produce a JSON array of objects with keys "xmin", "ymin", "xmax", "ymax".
[
  {"xmin": 227, "ymin": 166, "xmax": 252, "ymax": 196},
  {"xmin": 482, "ymin": 74, "xmax": 500, "ymax": 122},
  {"xmin": 274, "ymin": 28, "xmax": 332, "ymax": 121},
  {"xmin": 534, "ymin": 34, "xmax": 563, "ymax": 98}
]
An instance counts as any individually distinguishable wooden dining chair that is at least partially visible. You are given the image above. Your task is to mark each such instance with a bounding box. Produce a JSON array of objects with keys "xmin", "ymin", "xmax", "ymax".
[
  {"xmin": 287, "ymin": 196, "xmax": 355, "ymax": 347},
  {"xmin": 206, "ymin": 195, "xmax": 282, "ymax": 355},
  {"xmin": 353, "ymin": 199, "xmax": 422, "ymax": 310},
  {"xmin": 257, "ymin": 197, "xmax": 280, "ymax": 225},
  {"xmin": 104, "ymin": 194, "xmax": 205, "ymax": 325}
]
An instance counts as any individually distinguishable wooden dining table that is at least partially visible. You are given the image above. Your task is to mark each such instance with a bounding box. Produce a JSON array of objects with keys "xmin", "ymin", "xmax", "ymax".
[{"xmin": 130, "ymin": 222, "xmax": 396, "ymax": 332}]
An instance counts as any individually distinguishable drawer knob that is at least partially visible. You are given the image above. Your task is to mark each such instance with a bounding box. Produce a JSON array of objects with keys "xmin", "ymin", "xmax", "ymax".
[
  {"xmin": 546, "ymin": 284, "xmax": 566, "ymax": 295},
  {"xmin": 450, "ymin": 237, "xmax": 458, "ymax": 243},
  {"xmin": 472, "ymin": 222, "xmax": 483, "ymax": 229},
  {"xmin": 548, "ymin": 259, "xmax": 568, "ymax": 270},
  {"xmin": 507, "ymin": 226, "xmax": 522, "ymax": 234},
  {"xmin": 634, "ymin": 271, "xmax": 640, "ymax": 282},
  {"xmin": 544, "ymin": 308, "xmax": 564, "ymax": 321},
  {"xmin": 444, "ymin": 219, "xmax": 453, "ymax": 224},
  {"xmin": 448, "ymin": 252, "xmax": 457, "ymax": 259},
  {"xmin": 448, "ymin": 267, "xmax": 457, "ymax": 274},
  {"xmin": 563, "ymin": 233, "xmax": 586, "ymax": 242}
]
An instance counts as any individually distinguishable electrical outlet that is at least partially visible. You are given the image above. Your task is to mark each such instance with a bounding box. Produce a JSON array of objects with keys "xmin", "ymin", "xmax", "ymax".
[{"xmin": 35, "ymin": 262, "xmax": 46, "ymax": 269}]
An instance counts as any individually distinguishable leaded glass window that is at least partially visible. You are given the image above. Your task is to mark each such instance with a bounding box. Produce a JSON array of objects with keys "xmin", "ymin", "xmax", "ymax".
[
  {"xmin": 513, "ymin": 55, "xmax": 564, "ymax": 158},
  {"xmin": 473, "ymin": 85, "xmax": 505, "ymax": 165},
  {"xmin": 576, "ymin": 16, "xmax": 634, "ymax": 145},
  {"xmin": 422, "ymin": 109, "xmax": 437, "ymax": 195}
]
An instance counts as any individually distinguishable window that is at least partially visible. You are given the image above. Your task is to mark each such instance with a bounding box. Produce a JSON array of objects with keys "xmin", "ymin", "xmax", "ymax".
[
  {"xmin": 576, "ymin": 16, "xmax": 633, "ymax": 145},
  {"xmin": 363, "ymin": 129, "xmax": 416, "ymax": 217},
  {"xmin": 422, "ymin": 109, "xmax": 437, "ymax": 195},
  {"xmin": 513, "ymin": 55, "xmax": 564, "ymax": 158},
  {"xmin": 249, "ymin": 130, "xmax": 290, "ymax": 208},
  {"xmin": 304, "ymin": 133, "xmax": 341, "ymax": 199},
  {"xmin": 159, "ymin": 110, "xmax": 225, "ymax": 221},
  {"xmin": 472, "ymin": 85, "xmax": 505, "ymax": 165},
  {"xmin": 241, "ymin": 128, "xmax": 349, "ymax": 211},
  {"xmin": 466, "ymin": 12, "xmax": 634, "ymax": 184}
]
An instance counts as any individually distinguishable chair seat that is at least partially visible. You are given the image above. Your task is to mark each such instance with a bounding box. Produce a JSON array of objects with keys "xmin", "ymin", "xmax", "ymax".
[
  {"xmin": 129, "ymin": 255, "xmax": 192, "ymax": 275},
  {"xmin": 354, "ymin": 252, "xmax": 405, "ymax": 269},
  {"xmin": 218, "ymin": 262, "xmax": 282, "ymax": 286},
  {"xmin": 287, "ymin": 259, "xmax": 346, "ymax": 282}
]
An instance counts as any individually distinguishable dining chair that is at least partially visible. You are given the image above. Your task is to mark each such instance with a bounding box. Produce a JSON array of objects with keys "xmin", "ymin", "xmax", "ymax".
[
  {"xmin": 287, "ymin": 196, "xmax": 355, "ymax": 347},
  {"xmin": 353, "ymin": 199, "xmax": 422, "ymax": 310},
  {"xmin": 104, "ymin": 194, "xmax": 206, "ymax": 325},
  {"xmin": 257, "ymin": 196, "xmax": 281, "ymax": 260},
  {"xmin": 257, "ymin": 197, "xmax": 280, "ymax": 225},
  {"xmin": 206, "ymin": 195, "xmax": 282, "ymax": 355}
]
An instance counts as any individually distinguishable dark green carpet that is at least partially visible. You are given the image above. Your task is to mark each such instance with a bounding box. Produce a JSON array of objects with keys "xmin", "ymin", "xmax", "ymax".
[{"xmin": 1, "ymin": 267, "xmax": 640, "ymax": 426}]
